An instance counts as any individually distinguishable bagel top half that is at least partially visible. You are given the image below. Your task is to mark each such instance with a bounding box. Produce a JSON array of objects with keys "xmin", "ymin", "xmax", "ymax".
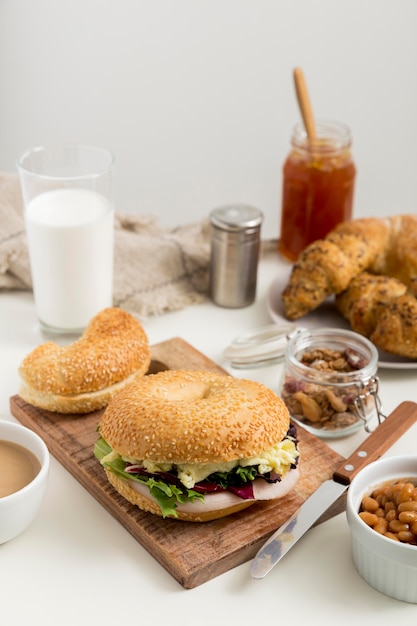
[
  {"xmin": 18, "ymin": 307, "xmax": 151, "ymax": 414},
  {"xmin": 98, "ymin": 369, "xmax": 291, "ymax": 465}
]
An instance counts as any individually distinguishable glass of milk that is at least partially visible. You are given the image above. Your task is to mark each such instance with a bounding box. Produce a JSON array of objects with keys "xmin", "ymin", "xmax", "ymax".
[{"xmin": 17, "ymin": 144, "xmax": 115, "ymax": 335}]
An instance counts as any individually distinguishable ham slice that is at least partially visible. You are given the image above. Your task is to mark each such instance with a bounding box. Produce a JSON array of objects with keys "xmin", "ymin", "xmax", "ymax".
[{"xmin": 128, "ymin": 467, "xmax": 300, "ymax": 514}]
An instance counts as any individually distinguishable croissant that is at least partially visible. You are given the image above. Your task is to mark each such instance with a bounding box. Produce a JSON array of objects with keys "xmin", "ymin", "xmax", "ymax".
[
  {"xmin": 370, "ymin": 294, "xmax": 417, "ymax": 358},
  {"xmin": 282, "ymin": 215, "xmax": 417, "ymax": 320},
  {"xmin": 335, "ymin": 272, "xmax": 417, "ymax": 359},
  {"xmin": 335, "ymin": 272, "xmax": 408, "ymax": 337}
]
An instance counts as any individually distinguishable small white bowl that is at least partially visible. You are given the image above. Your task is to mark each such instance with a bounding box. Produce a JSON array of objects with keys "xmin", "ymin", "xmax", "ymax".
[
  {"xmin": 0, "ymin": 420, "xmax": 50, "ymax": 544},
  {"xmin": 346, "ymin": 455, "xmax": 417, "ymax": 603}
]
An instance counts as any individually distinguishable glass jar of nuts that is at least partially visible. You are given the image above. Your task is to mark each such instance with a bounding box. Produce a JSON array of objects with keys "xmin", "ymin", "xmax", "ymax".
[{"xmin": 279, "ymin": 327, "xmax": 383, "ymax": 438}]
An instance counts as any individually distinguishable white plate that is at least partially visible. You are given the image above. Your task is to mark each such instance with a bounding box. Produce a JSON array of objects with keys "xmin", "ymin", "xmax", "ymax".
[{"xmin": 266, "ymin": 274, "xmax": 417, "ymax": 370}]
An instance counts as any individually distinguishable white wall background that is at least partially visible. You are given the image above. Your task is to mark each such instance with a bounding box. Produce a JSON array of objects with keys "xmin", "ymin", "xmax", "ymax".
[{"xmin": 1, "ymin": 0, "xmax": 417, "ymax": 239}]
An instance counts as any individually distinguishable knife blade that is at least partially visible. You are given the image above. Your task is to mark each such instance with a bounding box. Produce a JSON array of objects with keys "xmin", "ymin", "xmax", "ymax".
[{"xmin": 250, "ymin": 400, "xmax": 417, "ymax": 579}]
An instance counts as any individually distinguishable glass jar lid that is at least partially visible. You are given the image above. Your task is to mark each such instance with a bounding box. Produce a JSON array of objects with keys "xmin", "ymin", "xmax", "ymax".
[{"xmin": 223, "ymin": 323, "xmax": 299, "ymax": 368}]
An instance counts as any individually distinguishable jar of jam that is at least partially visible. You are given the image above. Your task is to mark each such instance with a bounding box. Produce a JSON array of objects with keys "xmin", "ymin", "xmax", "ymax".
[
  {"xmin": 278, "ymin": 328, "xmax": 384, "ymax": 439},
  {"xmin": 279, "ymin": 120, "xmax": 356, "ymax": 262}
]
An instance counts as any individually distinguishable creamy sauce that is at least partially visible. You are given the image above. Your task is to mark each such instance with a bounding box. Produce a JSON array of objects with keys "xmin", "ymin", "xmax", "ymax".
[{"xmin": 0, "ymin": 440, "xmax": 41, "ymax": 497}]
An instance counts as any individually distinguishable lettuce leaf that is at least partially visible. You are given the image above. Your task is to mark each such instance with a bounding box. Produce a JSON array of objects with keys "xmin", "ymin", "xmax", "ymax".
[
  {"xmin": 207, "ymin": 464, "xmax": 258, "ymax": 489},
  {"xmin": 94, "ymin": 437, "xmax": 204, "ymax": 518}
]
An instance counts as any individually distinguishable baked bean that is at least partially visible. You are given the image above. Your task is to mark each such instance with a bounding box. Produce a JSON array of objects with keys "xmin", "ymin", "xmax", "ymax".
[
  {"xmin": 388, "ymin": 520, "xmax": 409, "ymax": 534},
  {"xmin": 398, "ymin": 530, "xmax": 415, "ymax": 543},
  {"xmin": 398, "ymin": 510, "xmax": 417, "ymax": 524},
  {"xmin": 398, "ymin": 501, "xmax": 417, "ymax": 512},
  {"xmin": 373, "ymin": 518, "xmax": 388, "ymax": 534},
  {"xmin": 359, "ymin": 479, "xmax": 417, "ymax": 546},
  {"xmin": 386, "ymin": 483, "xmax": 403, "ymax": 501},
  {"xmin": 359, "ymin": 511, "xmax": 378, "ymax": 526},
  {"xmin": 362, "ymin": 496, "xmax": 379, "ymax": 512},
  {"xmin": 384, "ymin": 532, "xmax": 400, "ymax": 541},
  {"xmin": 385, "ymin": 508, "xmax": 397, "ymax": 522},
  {"xmin": 396, "ymin": 483, "xmax": 415, "ymax": 504}
]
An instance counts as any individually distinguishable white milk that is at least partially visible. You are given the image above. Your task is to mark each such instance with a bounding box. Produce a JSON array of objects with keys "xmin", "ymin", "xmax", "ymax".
[{"xmin": 25, "ymin": 188, "xmax": 114, "ymax": 331}]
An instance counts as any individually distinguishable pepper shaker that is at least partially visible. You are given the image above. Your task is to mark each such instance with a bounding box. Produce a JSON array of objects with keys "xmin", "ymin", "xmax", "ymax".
[{"xmin": 209, "ymin": 204, "xmax": 263, "ymax": 308}]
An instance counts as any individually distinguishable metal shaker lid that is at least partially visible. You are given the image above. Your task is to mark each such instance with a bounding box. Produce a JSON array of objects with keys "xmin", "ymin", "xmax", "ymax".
[{"xmin": 210, "ymin": 204, "xmax": 263, "ymax": 232}]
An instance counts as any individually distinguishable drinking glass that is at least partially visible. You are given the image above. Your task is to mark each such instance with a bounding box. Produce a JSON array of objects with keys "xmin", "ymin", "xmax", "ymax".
[{"xmin": 17, "ymin": 144, "xmax": 115, "ymax": 334}]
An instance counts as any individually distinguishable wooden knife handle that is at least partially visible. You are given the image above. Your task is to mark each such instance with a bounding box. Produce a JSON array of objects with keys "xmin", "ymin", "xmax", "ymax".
[{"xmin": 333, "ymin": 401, "xmax": 417, "ymax": 485}]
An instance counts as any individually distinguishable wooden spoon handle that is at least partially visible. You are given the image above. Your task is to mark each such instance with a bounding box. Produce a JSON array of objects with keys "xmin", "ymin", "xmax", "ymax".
[{"xmin": 293, "ymin": 67, "xmax": 317, "ymax": 140}]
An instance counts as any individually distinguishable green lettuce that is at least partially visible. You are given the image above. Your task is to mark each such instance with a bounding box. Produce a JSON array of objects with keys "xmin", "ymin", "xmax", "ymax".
[{"xmin": 94, "ymin": 437, "xmax": 204, "ymax": 518}]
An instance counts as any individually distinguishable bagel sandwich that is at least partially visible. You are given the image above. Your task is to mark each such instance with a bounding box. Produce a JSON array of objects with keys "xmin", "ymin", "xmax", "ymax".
[
  {"xmin": 94, "ymin": 369, "xmax": 300, "ymax": 522},
  {"xmin": 18, "ymin": 307, "xmax": 151, "ymax": 414}
]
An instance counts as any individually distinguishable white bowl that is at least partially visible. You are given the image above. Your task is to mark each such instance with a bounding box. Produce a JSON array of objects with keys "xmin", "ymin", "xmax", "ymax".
[
  {"xmin": 0, "ymin": 420, "xmax": 50, "ymax": 544},
  {"xmin": 346, "ymin": 455, "xmax": 417, "ymax": 603}
]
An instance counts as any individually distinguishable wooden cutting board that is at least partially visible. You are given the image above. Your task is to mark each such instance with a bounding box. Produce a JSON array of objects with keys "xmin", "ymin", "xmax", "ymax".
[{"xmin": 10, "ymin": 337, "xmax": 345, "ymax": 589}]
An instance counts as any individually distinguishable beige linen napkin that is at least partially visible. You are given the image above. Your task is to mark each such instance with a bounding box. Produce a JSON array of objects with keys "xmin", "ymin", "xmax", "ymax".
[{"xmin": 0, "ymin": 172, "xmax": 211, "ymax": 317}]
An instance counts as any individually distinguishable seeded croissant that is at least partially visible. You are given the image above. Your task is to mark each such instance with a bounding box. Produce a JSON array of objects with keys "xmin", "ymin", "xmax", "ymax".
[
  {"xmin": 282, "ymin": 215, "xmax": 417, "ymax": 321},
  {"xmin": 335, "ymin": 272, "xmax": 417, "ymax": 359}
]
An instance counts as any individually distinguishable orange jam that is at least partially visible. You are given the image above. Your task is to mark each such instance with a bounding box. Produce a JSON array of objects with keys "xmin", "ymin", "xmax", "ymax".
[{"xmin": 279, "ymin": 121, "xmax": 356, "ymax": 262}]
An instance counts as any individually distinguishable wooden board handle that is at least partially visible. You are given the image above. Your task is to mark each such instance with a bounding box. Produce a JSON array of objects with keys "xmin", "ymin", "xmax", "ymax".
[{"xmin": 333, "ymin": 401, "xmax": 417, "ymax": 484}]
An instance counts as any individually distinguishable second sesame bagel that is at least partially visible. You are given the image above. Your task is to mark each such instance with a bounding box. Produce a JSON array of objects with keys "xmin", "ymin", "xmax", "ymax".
[{"xmin": 18, "ymin": 307, "xmax": 151, "ymax": 414}]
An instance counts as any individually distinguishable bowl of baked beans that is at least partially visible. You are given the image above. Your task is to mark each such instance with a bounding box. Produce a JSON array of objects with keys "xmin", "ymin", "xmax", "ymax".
[{"xmin": 346, "ymin": 455, "xmax": 417, "ymax": 603}]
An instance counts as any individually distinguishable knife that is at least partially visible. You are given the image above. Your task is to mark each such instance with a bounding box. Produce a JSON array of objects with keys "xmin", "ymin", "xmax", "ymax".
[{"xmin": 250, "ymin": 400, "xmax": 417, "ymax": 579}]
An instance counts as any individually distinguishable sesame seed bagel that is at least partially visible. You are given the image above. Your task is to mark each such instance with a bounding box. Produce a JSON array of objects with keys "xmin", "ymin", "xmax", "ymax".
[
  {"xmin": 18, "ymin": 307, "xmax": 151, "ymax": 414},
  {"xmin": 99, "ymin": 369, "xmax": 291, "ymax": 464},
  {"xmin": 97, "ymin": 369, "xmax": 298, "ymax": 521}
]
